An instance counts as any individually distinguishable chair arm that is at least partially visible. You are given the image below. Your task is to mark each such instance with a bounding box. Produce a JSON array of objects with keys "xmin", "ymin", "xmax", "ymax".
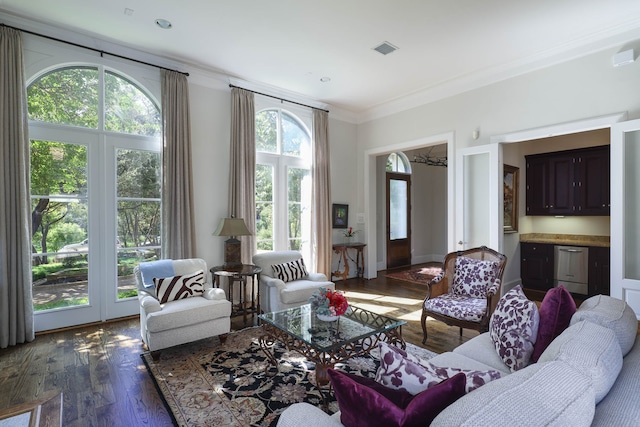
[
  {"xmin": 203, "ymin": 287, "xmax": 227, "ymax": 301},
  {"xmin": 427, "ymin": 273, "xmax": 449, "ymax": 300},
  {"xmin": 308, "ymin": 272, "xmax": 329, "ymax": 282},
  {"xmin": 486, "ymin": 279, "xmax": 502, "ymax": 316},
  {"xmin": 140, "ymin": 295, "xmax": 161, "ymax": 314},
  {"xmin": 261, "ymin": 275, "xmax": 287, "ymax": 291}
]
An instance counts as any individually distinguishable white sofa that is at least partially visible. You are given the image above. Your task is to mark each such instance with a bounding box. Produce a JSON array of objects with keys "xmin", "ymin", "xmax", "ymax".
[
  {"xmin": 134, "ymin": 258, "xmax": 232, "ymax": 352},
  {"xmin": 252, "ymin": 250, "xmax": 335, "ymax": 313},
  {"xmin": 277, "ymin": 294, "xmax": 640, "ymax": 426}
]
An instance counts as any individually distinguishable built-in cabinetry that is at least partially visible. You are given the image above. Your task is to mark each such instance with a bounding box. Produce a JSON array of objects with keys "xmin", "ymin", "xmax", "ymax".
[
  {"xmin": 525, "ymin": 145, "xmax": 610, "ymax": 216},
  {"xmin": 520, "ymin": 241, "xmax": 610, "ymax": 297}
]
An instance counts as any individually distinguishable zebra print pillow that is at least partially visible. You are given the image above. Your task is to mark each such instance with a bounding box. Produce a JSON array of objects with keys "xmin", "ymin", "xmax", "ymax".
[
  {"xmin": 271, "ymin": 258, "xmax": 309, "ymax": 282},
  {"xmin": 153, "ymin": 270, "xmax": 205, "ymax": 304}
]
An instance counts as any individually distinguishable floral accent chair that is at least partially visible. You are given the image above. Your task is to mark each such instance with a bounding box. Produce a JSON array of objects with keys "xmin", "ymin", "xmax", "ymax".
[{"xmin": 421, "ymin": 246, "xmax": 507, "ymax": 344}]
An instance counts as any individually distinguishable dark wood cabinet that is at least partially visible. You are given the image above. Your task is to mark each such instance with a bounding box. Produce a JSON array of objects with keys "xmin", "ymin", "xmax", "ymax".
[
  {"xmin": 520, "ymin": 242, "xmax": 554, "ymax": 291},
  {"xmin": 525, "ymin": 145, "xmax": 610, "ymax": 216},
  {"xmin": 588, "ymin": 246, "xmax": 610, "ymax": 296}
]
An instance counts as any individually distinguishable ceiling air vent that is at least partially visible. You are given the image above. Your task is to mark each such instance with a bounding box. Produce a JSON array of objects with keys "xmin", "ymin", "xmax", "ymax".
[{"xmin": 373, "ymin": 41, "xmax": 398, "ymax": 55}]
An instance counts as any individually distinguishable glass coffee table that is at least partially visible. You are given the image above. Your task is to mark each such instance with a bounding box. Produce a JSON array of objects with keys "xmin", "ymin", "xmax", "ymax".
[{"xmin": 258, "ymin": 304, "xmax": 406, "ymax": 389}]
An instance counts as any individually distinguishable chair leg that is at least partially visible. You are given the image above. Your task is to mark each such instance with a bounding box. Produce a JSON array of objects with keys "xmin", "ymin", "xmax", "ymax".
[
  {"xmin": 150, "ymin": 350, "xmax": 161, "ymax": 361},
  {"xmin": 420, "ymin": 310, "xmax": 428, "ymax": 344},
  {"xmin": 459, "ymin": 327, "xmax": 463, "ymax": 337}
]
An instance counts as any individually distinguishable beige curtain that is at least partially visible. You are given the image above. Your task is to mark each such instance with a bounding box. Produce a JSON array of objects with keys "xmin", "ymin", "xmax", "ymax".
[
  {"xmin": 229, "ymin": 88, "xmax": 256, "ymax": 264},
  {"xmin": 161, "ymin": 70, "xmax": 196, "ymax": 259},
  {"xmin": 312, "ymin": 109, "xmax": 333, "ymax": 277},
  {"xmin": 0, "ymin": 27, "xmax": 35, "ymax": 348}
]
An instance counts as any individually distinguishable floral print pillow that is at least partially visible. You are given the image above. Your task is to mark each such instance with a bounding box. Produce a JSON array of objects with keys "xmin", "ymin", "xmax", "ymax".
[
  {"xmin": 375, "ymin": 341, "xmax": 502, "ymax": 395},
  {"xmin": 489, "ymin": 285, "xmax": 540, "ymax": 372},
  {"xmin": 451, "ymin": 257, "xmax": 500, "ymax": 298}
]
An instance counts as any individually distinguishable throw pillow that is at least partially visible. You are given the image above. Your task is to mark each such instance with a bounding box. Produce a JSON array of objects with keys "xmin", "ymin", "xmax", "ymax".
[
  {"xmin": 375, "ymin": 341, "xmax": 502, "ymax": 394},
  {"xmin": 451, "ymin": 257, "xmax": 500, "ymax": 298},
  {"xmin": 271, "ymin": 258, "xmax": 308, "ymax": 282},
  {"xmin": 531, "ymin": 285, "xmax": 576, "ymax": 362},
  {"xmin": 153, "ymin": 270, "xmax": 205, "ymax": 304},
  {"xmin": 489, "ymin": 285, "xmax": 539, "ymax": 372},
  {"xmin": 329, "ymin": 368, "xmax": 466, "ymax": 427}
]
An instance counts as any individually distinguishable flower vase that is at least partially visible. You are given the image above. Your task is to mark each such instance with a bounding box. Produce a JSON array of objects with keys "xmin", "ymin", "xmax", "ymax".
[{"xmin": 317, "ymin": 313, "xmax": 340, "ymax": 322}]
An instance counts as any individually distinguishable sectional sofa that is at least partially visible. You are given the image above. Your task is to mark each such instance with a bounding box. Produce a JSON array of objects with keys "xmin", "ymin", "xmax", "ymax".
[{"xmin": 277, "ymin": 294, "xmax": 640, "ymax": 427}]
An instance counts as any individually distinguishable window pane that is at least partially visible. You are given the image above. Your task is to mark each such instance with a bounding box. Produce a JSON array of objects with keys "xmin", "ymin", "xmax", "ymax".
[
  {"xmin": 117, "ymin": 149, "xmax": 161, "ymax": 198},
  {"xmin": 105, "ymin": 72, "xmax": 161, "ymax": 136},
  {"xmin": 256, "ymin": 110, "xmax": 278, "ymax": 153},
  {"xmin": 31, "ymin": 140, "xmax": 88, "ymax": 197},
  {"xmin": 256, "ymin": 164, "xmax": 274, "ymax": 250},
  {"xmin": 117, "ymin": 201, "xmax": 161, "ymax": 249},
  {"xmin": 288, "ymin": 167, "xmax": 310, "ymax": 250},
  {"xmin": 28, "ymin": 67, "xmax": 99, "ymax": 128},
  {"xmin": 389, "ymin": 179, "xmax": 408, "ymax": 240},
  {"xmin": 282, "ymin": 112, "xmax": 309, "ymax": 157}
]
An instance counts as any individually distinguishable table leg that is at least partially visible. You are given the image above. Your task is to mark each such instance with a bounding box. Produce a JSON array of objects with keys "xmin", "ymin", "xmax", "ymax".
[{"xmin": 258, "ymin": 332, "xmax": 280, "ymax": 377}]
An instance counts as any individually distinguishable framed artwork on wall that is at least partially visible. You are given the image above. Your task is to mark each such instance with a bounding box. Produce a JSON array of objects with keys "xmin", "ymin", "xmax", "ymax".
[
  {"xmin": 504, "ymin": 164, "xmax": 519, "ymax": 233},
  {"xmin": 332, "ymin": 204, "xmax": 348, "ymax": 229}
]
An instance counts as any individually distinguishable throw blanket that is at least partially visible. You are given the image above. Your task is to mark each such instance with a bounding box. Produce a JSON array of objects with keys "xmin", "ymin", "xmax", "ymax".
[{"xmin": 139, "ymin": 259, "xmax": 174, "ymax": 288}]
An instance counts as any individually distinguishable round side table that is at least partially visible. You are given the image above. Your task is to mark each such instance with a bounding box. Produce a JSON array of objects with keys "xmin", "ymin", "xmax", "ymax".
[{"xmin": 210, "ymin": 264, "xmax": 262, "ymax": 324}]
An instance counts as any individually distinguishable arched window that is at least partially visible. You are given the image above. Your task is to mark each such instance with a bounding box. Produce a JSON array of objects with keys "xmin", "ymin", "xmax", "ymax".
[
  {"xmin": 28, "ymin": 65, "xmax": 161, "ymax": 325},
  {"xmin": 255, "ymin": 107, "xmax": 312, "ymax": 260},
  {"xmin": 386, "ymin": 152, "xmax": 412, "ymax": 173}
]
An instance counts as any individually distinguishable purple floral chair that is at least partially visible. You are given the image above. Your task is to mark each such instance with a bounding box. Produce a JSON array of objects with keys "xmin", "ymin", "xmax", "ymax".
[{"xmin": 421, "ymin": 246, "xmax": 507, "ymax": 344}]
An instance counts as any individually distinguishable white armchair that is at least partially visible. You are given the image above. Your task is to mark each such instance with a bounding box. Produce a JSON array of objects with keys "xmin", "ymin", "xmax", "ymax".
[
  {"xmin": 134, "ymin": 258, "xmax": 232, "ymax": 352},
  {"xmin": 252, "ymin": 251, "xmax": 335, "ymax": 313}
]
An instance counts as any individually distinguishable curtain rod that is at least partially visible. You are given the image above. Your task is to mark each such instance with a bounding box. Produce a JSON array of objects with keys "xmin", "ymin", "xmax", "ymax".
[
  {"xmin": 229, "ymin": 84, "xmax": 329, "ymax": 113},
  {"xmin": 1, "ymin": 23, "xmax": 189, "ymax": 77}
]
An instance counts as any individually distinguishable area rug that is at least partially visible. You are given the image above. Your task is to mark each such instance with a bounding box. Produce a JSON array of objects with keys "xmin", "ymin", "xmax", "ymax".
[
  {"xmin": 141, "ymin": 326, "xmax": 436, "ymax": 427},
  {"xmin": 386, "ymin": 264, "xmax": 442, "ymax": 285}
]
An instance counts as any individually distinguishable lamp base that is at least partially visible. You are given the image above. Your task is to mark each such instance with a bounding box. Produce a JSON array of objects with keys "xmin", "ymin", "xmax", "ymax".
[{"xmin": 224, "ymin": 237, "xmax": 242, "ymax": 268}]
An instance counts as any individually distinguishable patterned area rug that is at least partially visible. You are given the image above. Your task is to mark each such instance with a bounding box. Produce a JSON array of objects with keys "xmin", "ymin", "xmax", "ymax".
[
  {"xmin": 141, "ymin": 326, "xmax": 436, "ymax": 427},
  {"xmin": 386, "ymin": 264, "xmax": 443, "ymax": 285}
]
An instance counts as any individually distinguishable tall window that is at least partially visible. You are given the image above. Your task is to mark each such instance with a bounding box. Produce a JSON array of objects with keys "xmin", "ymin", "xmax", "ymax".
[
  {"xmin": 255, "ymin": 107, "xmax": 312, "ymax": 260},
  {"xmin": 28, "ymin": 65, "xmax": 161, "ymax": 314}
]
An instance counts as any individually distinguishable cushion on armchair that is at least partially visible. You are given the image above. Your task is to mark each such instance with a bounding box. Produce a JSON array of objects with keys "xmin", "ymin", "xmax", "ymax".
[
  {"xmin": 451, "ymin": 257, "xmax": 499, "ymax": 298},
  {"xmin": 271, "ymin": 258, "xmax": 309, "ymax": 282},
  {"xmin": 153, "ymin": 270, "xmax": 205, "ymax": 304}
]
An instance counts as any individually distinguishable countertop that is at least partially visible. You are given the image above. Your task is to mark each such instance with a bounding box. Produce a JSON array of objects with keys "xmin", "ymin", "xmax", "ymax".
[{"xmin": 519, "ymin": 233, "xmax": 610, "ymax": 248}]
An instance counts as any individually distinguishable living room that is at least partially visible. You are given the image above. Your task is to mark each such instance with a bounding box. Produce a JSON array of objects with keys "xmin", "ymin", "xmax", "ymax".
[{"xmin": 2, "ymin": 1, "xmax": 640, "ymax": 426}]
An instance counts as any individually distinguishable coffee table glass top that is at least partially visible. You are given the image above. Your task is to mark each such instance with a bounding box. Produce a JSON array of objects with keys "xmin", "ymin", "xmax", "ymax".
[{"xmin": 258, "ymin": 304, "xmax": 406, "ymax": 352}]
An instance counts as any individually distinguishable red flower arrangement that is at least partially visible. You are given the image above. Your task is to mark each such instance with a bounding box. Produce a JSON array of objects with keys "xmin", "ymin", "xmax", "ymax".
[{"xmin": 309, "ymin": 288, "xmax": 349, "ymax": 316}]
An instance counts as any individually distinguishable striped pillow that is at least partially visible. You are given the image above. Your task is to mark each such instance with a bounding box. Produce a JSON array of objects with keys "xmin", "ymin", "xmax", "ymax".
[
  {"xmin": 271, "ymin": 258, "xmax": 309, "ymax": 282},
  {"xmin": 153, "ymin": 270, "xmax": 205, "ymax": 304}
]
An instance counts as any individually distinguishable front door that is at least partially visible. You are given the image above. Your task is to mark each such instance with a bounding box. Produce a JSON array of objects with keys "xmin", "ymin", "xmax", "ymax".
[{"xmin": 386, "ymin": 172, "xmax": 411, "ymax": 269}]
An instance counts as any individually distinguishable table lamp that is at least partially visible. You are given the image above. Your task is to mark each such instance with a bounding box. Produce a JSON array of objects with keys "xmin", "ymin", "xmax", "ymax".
[{"xmin": 213, "ymin": 217, "xmax": 251, "ymax": 267}]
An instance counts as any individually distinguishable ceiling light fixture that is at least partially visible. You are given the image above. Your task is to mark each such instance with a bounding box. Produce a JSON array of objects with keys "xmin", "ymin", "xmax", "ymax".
[{"xmin": 155, "ymin": 19, "xmax": 172, "ymax": 29}]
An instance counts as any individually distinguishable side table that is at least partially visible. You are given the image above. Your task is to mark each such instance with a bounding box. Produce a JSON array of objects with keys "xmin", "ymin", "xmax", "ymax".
[
  {"xmin": 211, "ymin": 264, "xmax": 262, "ymax": 324},
  {"xmin": 332, "ymin": 242, "xmax": 366, "ymax": 281}
]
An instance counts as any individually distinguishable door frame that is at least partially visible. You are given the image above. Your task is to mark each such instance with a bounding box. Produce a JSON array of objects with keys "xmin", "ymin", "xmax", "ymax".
[{"xmin": 364, "ymin": 132, "xmax": 454, "ymax": 279}]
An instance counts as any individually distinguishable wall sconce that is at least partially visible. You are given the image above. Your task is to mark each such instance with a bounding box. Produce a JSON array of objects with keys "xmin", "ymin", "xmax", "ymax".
[{"xmin": 213, "ymin": 217, "xmax": 251, "ymax": 267}]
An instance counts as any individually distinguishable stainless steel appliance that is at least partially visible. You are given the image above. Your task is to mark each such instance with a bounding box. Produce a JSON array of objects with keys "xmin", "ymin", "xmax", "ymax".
[{"xmin": 554, "ymin": 245, "xmax": 589, "ymax": 295}]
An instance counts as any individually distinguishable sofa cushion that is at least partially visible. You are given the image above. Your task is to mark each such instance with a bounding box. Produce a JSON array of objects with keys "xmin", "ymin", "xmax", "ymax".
[
  {"xmin": 271, "ymin": 258, "xmax": 309, "ymax": 282},
  {"xmin": 154, "ymin": 270, "xmax": 205, "ymax": 304},
  {"xmin": 145, "ymin": 296, "xmax": 231, "ymax": 332},
  {"xmin": 452, "ymin": 257, "xmax": 499, "ymax": 298},
  {"xmin": 430, "ymin": 361, "xmax": 595, "ymax": 427},
  {"xmin": 376, "ymin": 341, "xmax": 502, "ymax": 394},
  {"xmin": 538, "ymin": 320, "xmax": 622, "ymax": 404},
  {"xmin": 451, "ymin": 333, "xmax": 511, "ymax": 374},
  {"xmin": 423, "ymin": 294, "xmax": 487, "ymax": 322},
  {"xmin": 329, "ymin": 368, "xmax": 466, "ymax": 427},
  {"xmin": 489, "ymin": 285, "xmax": 539, "ymax": 372},
  {"xmin": 571, "ymin": 294, "xmax": 637, "ymax": 356},
  {"xmin": 532, "ymin": 285, "xmax": 576, "ymax": 362}
]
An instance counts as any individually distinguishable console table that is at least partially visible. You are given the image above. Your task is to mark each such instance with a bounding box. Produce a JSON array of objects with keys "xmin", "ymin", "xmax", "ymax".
[{"xmin": 332, "ymin": 242, "xmax": 366, "ymax": 281}]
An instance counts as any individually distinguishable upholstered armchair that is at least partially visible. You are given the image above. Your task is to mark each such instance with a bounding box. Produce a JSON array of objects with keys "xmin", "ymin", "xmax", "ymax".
[
  {"xmin": 134, "ymin": 258, "xmax": 232, "ymax": 352},
  {"xmin": 252, "ymin": 250, "xmax": 335, "ymax": 313},
  {"xmin": 421, "ymin": 246, "xmax": 507, "ymax": 344}
]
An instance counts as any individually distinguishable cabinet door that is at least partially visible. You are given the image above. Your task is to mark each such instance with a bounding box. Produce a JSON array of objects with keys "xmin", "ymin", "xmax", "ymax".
[
  {"xmin": 525, "ymin": 156, "xmax": 549, "ymax": 215},
  {"xmin": 577, "ymin": 146, "xmax": 610, "ymax": 215},
  {"xmin": 521, "ymin": 242, "xmax": 554, "ymax": 291},
  {"xmin": 548, "ymin": 155, "xmax": 575, "ymax": 215},
  {"xmin": 588, "ymin": 246, "xmax": 610, "ymax": 296}
]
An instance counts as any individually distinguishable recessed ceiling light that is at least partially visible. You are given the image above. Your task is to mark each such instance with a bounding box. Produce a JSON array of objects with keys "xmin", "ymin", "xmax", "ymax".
[
  {"xmin": 155, "ymin": 19, "xmax": 172, "ymax": 29},
  {"xmin": 124, "ymin": 8, "xmax": 134, "ymax": 16},
  {"xmin": 320, "ymin": 77, "xmax": 331, "ymax": 83}
]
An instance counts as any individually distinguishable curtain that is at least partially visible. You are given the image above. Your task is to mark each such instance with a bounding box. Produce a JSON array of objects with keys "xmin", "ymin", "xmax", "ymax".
[
  {"xmin": 161, "ymin": 70, "xmax": 196, "ymax": 259},
  {"xmin": 312, "ymin": 109, "xmax": 332, "ymax": 277},
  {"xmin": 0, "ymin": 27, "xmax": 35, "ymax": 348},
  {"xmin": 229, "ymin": 88, "xmax": 256, "ymax": 264}
]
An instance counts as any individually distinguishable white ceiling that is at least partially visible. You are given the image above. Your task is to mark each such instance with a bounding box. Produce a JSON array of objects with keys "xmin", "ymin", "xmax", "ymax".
[{"xmin": 2, "ymin": 0, "xmax": 640, "ymax": 121}]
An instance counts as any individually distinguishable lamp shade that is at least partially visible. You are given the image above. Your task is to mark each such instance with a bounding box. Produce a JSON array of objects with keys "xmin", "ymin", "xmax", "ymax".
[{"xmin": 213, "ymin": 218, "xmax": 251, "ymax": 237}]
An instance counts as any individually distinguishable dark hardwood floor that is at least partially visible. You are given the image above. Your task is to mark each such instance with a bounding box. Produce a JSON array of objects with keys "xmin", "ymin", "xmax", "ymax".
[{"xmin": 0, "ymin": 266, "xmax": 478, "ymax": 426}]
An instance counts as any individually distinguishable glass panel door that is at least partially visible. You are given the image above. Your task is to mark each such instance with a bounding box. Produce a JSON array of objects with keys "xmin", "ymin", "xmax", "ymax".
[{"xmin": 287, "ymin": 167, "xmax": 310, "ymax": 260}]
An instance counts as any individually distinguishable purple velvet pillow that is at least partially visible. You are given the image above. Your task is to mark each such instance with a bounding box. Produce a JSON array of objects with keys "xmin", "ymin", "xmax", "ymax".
[
  {"xmin": 532, "ymin": 285, "xmax": 576, "ymax": 362},
  {"xmin": 328, "ymin": 369, "xmax": 466, "ymax": 427}
]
